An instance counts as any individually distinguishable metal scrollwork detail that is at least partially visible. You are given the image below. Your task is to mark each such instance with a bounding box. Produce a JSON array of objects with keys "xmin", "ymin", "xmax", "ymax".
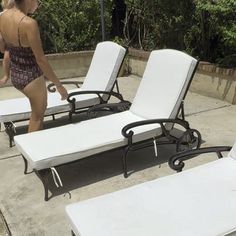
[{"xmin": 176, "ymin": 128, "xmax": 202, "ymax": 152}]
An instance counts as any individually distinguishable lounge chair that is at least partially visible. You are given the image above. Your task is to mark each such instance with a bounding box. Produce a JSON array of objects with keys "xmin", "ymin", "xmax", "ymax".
[
  {"xmin": 14, "ymin": 49, "xmax": 201, "ymax": 201},
  {"xmin": 65, "ymin": 143, "xmax": 234, "ymax": 236},
  {"xmin": 0, "ymin": 41, "xmax": 127, "ymax": 147}
]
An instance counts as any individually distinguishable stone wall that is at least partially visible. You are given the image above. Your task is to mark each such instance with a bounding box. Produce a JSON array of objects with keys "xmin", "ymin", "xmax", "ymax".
[
  {"xmin": 127, "ymin": 48, "xmax": 149, "ymax": 77},
  {"xmin": 1, "ymin": 48, "xmax": 235, "ymax": 104},
  {"xmin": 193, "ymin": 62, "xmax": 236, "ymax": 104},
  {"xmin": 0, "ymin": 51, "xmax": 94, "ymax": 87}
]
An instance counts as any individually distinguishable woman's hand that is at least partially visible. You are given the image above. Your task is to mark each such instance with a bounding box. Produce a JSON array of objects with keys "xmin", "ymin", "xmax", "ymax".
[{"xmin": 56, "ymin": 84, "xmax": 68, "ymax": 100}]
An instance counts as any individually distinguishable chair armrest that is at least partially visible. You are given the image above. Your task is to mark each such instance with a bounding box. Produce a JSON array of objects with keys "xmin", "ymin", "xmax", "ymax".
[
  {"xmin": 47, "ymin": 80, "xmax": 82, "ymax": 92},
  {"xmin": 121, "ymin": 118, "xmax": 201, "ymax": 150},
  {"xmin": 87, "ymin": 101, "xmax": 131, "ymax": 118},
  {"xmin": 67, "ymin": 90, "xmax": 124, "ymax": 103},
  {"xmin": 122, "ymin": 118, "xmax": 190, "ymax": 138},
  {"xmin": 169, "ymin": 146, "xmax": 232, "ymax": 172},
  {"xmin": 67, "ymin": 90, "xmax": 126, "ymax": 117}
]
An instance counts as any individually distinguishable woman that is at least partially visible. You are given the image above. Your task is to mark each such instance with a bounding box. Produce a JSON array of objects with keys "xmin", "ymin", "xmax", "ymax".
[{"xmin": 0, "ymin": 0, "xmax": 68, "ymax": 132}]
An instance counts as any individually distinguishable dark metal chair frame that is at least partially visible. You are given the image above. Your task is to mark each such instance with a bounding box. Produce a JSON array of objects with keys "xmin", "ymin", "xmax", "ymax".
[
  {"xmin": 120, "ymin": 60, "xmax": 201, "ymax": 177},
  {"xmin": 66, "ymin": 82, "xmax": 131, "ymax": 122},
  {"xmin": 169, "ymin": 145, "xmax": 232, "ymax": 172},
  {"xmin": 121, "ymin": 116, "xmax": 201, "ymax": 178},
  {"xmin": 20, "ymin": 56, "xmax": 202, "ymax": 201},
  {"xmin": 21, "ymin": 113, "xmax": 202, "ymax": 201}
]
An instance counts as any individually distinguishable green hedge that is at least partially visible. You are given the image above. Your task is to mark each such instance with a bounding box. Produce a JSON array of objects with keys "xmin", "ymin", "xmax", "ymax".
[
  {"xmin": 123, "ymin": 0, "xmax": 236, "ymax": 67},
  {"xmin": 185, "ymin": 0, "xmax": 236, "ymax": 67},
  {"xmin": 1, "ymin": 0, "xmax": 235, "ymax": 67},
  {"xmin": 35, "ymin": 0, "xmax": 113, "ymax": 53},
  {"xmin": 123, "ymin": 0, "xmax": 195, "ymax": 50}
]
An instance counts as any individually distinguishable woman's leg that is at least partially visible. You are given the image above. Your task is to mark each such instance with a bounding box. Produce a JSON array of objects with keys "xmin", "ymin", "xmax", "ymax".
[
  {"xmin": 1, "ymin": 51, "xmax": 10, "ymax": 83},
  {"xmin": 22, "ymin": 76, "xmax": 47, "ymax": 132}
]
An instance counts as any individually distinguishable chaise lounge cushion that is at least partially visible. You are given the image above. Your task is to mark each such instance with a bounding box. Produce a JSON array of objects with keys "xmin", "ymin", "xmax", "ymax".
[
  {"xmin": 0, "ymin": 89, "xmax": 100, "ymax": 123},
  {"xmin": 65, "ymin": 154, "xmax": 236, "ymax": 236},
  {"xmin": 130, "ymin": 50, "xmax": 196, "ymax": 119},
  {"xmin": 15, "ymin": 111, "xmax": 160, "ymax": 170}
]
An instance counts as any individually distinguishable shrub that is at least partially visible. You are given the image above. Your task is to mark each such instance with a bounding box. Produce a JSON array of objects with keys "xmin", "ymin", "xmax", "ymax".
[
  {"xmin": 185, "ymin": 0, "xmax": 236, "ymax": 67},
  {"xmin": 123, "ymin": 0, "xmax": 236, "ymax": 67},
  {"xmin": 35, "ymin": 0, "xmax": 113, "ymax": 53},
  {"xmin": 123, "ymin": 0, "xmax": 195, "ymax": 50}
]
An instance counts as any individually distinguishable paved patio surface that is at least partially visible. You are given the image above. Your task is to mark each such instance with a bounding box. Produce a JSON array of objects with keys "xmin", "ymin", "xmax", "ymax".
[{"xmin": 0, "ymin": 75, "xmax": 235, "ymax": 236}]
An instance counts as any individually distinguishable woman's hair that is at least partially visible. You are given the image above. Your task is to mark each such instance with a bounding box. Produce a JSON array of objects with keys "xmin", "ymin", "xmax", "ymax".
[{"xmin": 1, "ymin": 0, "xmax": 14, "ymax": 9}]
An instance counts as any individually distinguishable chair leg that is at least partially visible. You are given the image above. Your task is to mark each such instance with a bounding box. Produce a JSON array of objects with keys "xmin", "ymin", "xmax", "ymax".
[
  {"xmin": 69, "ymin": 112, "xmax": 73, "ymax": 122},
  {"xmin": 122, "ymin": 146, "xmax": 130, "ymax": 178},
  {"xmin": 71, "ymin": 230, "xmax": 76, "ymax": 236},
  {"xmin": 176, "ymin": 128, "xmax": 202, "ymax": 152},
  {"xmin": 4, "ymin": 122, "xmax": 15, "ymax": 147},
  {"xmin": 217, "ymin": 151, "xmax": 223, "ymax": 159},
  {"xmin": 35, "ymin": 169, "xmax": 51, "ymax": 201},
  {"xmin": 22, "ymin": 155, "xmax": 29, "ymax": 174}
]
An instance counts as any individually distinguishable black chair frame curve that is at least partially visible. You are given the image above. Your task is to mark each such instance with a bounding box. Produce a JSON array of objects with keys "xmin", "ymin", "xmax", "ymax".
[{"xmin": 169, "ymin": 145, "xmax": 232, "ymax": 172}]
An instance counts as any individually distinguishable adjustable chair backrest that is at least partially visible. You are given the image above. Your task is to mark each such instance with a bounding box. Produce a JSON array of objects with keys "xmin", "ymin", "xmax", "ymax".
[
  {"xmin": 130, "ymin": 49, "xmax": 198, "ymax": 119},
  {"xmin": 81, "ymin": 41, "xmax": 126, "ymax": 93}
]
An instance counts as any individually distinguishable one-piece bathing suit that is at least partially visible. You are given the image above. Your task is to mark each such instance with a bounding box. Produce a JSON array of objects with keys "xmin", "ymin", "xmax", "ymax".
[{"xmin": 7, "ymin": 15, "xmax": 43, "ymax": 90}]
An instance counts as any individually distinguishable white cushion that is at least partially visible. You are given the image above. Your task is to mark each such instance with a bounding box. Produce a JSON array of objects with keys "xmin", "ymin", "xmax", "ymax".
[
  {"xmin": 0, "ymin": 41, "xmax": 126, "ymax": 123},
  {"xmin": 0, "ymin": 88, "xmax": 100, "ymax": 122},
  {"xmin": 81, "ymin": 41, "xmax": 126, "ymax": 92},
  {"xmin": 0, "ymin": 97, "xmax": 31, "ymax": 122},
  {"xmin": 14, "ymin": 111, "xmax": 160, "ymax": 170},
  {"xmin": 66, "ymin": 157, "xmax": 236, "ymax": 236},
  {"xmin": 130, "ymin": 49, "xmax": 197, "ymax": 119}
]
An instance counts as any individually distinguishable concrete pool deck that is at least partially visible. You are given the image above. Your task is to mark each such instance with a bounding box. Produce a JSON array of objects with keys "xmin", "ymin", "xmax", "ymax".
[{"xmin": 0, "ymin": 75, "xmax": 235, "ymax": 236}]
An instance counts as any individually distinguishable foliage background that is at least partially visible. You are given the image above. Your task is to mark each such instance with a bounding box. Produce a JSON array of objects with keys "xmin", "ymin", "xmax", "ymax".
[
  {"xmin": 0, "ymin": 0, "xmax": 235, "ymax": 67},
  {"xmin": 34, "ymin": 0, "xmax": 113, "ymax": 53},
  {"xmin": 123, "ymin": 0, "xmax": 236, "ymax": 67},
  {"xmin": 185, "ymin": 0, "xmax": 236, "ymax": 67}
]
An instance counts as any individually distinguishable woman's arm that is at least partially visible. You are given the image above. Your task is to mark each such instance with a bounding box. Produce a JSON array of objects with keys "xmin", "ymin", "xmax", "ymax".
[
  {"xmin": 0, "ymin": 50, "xmax": 10, "ymax": 85},
  {"xmin": 0, "ymin": 13, "xmax": 5, "ymax": 53},
  {"xmin": 0, "ymin": 32, "xmax": 6, "ymax": 53},
  {"xmin": 25, "ymin": 18, "xmax": 68, "ymax": 100},
  {"xmin": 0, "ymin": 13, "xmax": 9, "ymax": 85}
]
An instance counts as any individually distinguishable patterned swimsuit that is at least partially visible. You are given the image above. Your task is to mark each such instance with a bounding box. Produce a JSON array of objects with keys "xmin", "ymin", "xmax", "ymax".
[{"xmin": 7, "ymin": 16, "xmax": 43, "ymax": 90}]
